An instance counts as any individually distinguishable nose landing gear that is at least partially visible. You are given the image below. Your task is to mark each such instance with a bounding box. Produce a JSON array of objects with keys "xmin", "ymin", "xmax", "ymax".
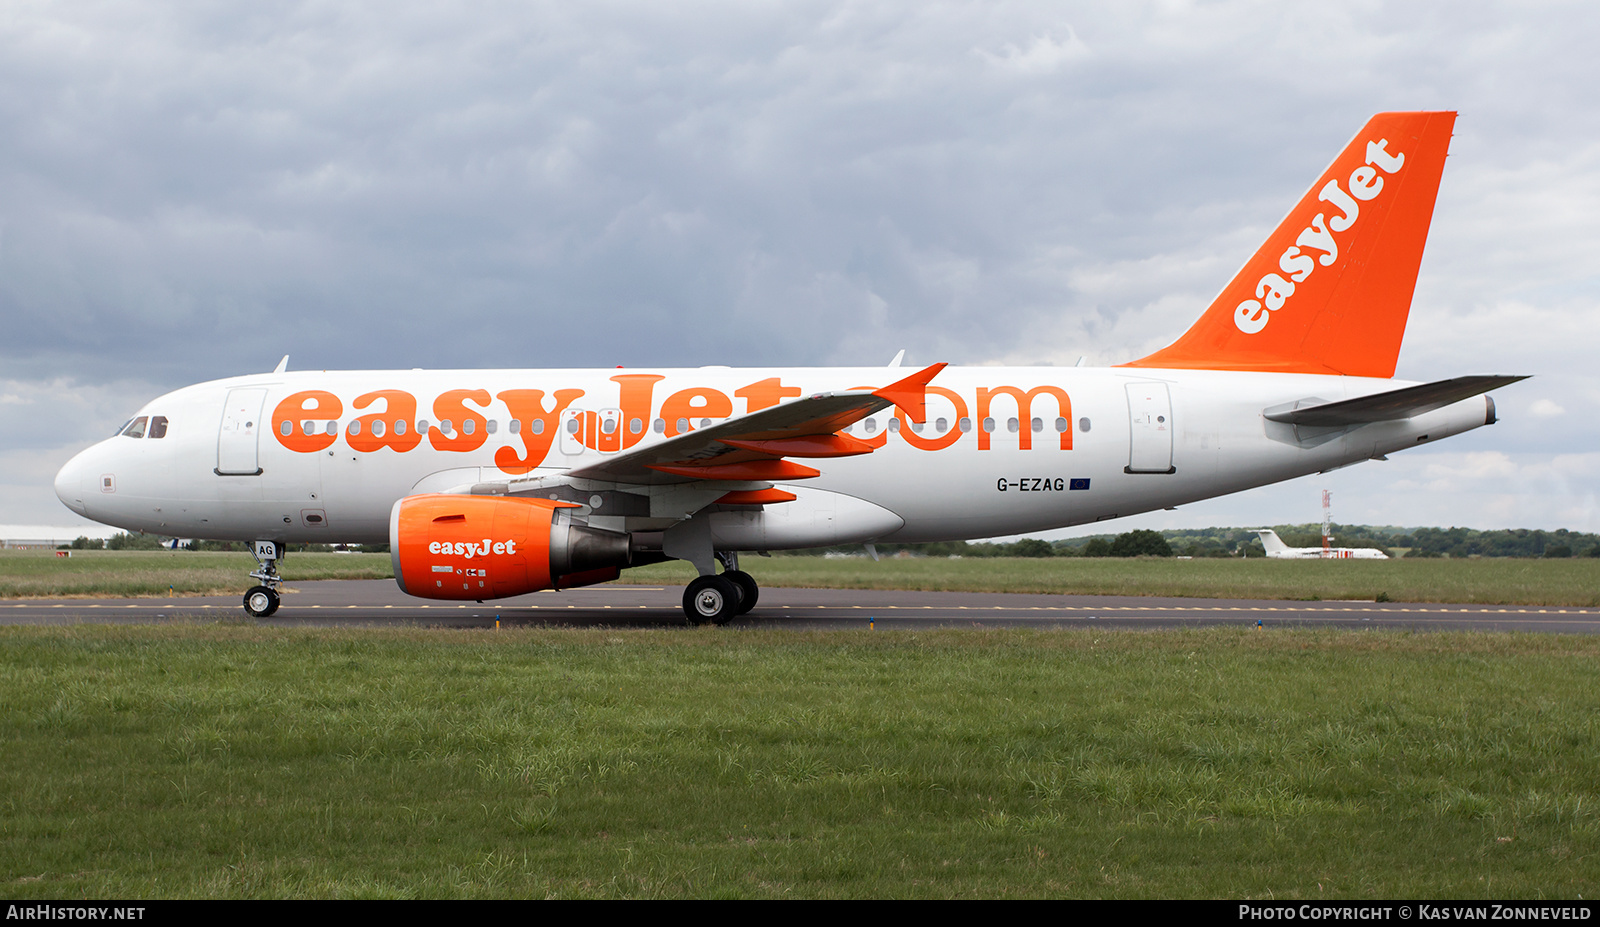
[{"xmin": 243, "ymin": 540, "xmax": 284, "ymax": 618}]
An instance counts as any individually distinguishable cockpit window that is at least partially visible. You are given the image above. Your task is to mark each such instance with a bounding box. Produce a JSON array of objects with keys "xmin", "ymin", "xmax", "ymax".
[
  {"xmin": 120, "ymin": 416, "xmax": 149, "ymax": 439},
  {"xmin": 149, "ymin": 416, "xmax": 169, "ymax": 439}
]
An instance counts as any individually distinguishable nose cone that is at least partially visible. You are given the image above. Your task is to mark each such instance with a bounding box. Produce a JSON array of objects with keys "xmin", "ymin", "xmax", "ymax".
[{"xmin": 55, "ymin": 448, "xmax": 93, "ymax": 516}]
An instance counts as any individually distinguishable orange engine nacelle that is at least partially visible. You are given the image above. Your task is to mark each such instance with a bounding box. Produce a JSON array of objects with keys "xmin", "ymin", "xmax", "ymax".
[{"xmin": 391, "ymin": 494, "xmax": 633, "ymax": 600}]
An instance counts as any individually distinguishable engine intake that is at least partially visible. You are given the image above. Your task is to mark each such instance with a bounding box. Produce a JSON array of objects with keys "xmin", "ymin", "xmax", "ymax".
[{"xmin": 390, "ymin": 494, "xmax": 633, "ymax": 600}]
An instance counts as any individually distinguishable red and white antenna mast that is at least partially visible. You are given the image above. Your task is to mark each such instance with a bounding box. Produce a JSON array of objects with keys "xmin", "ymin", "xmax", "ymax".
[{"xmin": 1321, "ymin": 490, "xmax": 1333, "ymax": 558}]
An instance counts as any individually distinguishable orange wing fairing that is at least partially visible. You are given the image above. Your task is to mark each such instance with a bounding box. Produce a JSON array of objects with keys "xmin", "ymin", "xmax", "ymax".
[
  {"xmin": 718, "ymin": 434, "xmax": 875, "ymax": 458},
  {"xmin": 715, "ymin": 488, "xmax": 799, "ymax": 505},
  {"xmin": 646, "ymin": 459, "xmax": 823, "ymax": 481}
]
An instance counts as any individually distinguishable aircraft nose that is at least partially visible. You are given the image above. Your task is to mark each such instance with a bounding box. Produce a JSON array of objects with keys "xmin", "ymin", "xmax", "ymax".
[{"xmin": 54, "ymin": 448, "xmax": 93, "ymax": 516}]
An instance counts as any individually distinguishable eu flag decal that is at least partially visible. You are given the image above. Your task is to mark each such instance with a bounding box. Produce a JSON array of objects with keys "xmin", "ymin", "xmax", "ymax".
[{"xmin": 1070, "ymin": 478, "xmax": 1090, "ymax": 491}]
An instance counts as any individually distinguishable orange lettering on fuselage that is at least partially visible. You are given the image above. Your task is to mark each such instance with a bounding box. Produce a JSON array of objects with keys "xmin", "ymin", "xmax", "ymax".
[
  {"xmin": 430, "ymin": 389, "xmax": 492, "ymax": 453},
  {"xmin": 895, "ymin": 386, "xmax": 968, "ymax": 451},
  {"xmin": 347, "ymin": 390, "xmax": 423, "ymax": 453},
  {"xmin": 266, "ymin": 379, "xmax": 1075, "ymax": 462},
  {"xmin": 975, "ymin": 386, "xmax": 1072, "ymax": 450},
  {"xmin": 581, "ymin": 374, "xmax": 665, "ymax": 452},
  {"xmin": 659, "ymin": 387, "xmax": 733, "ymax": 437},
  {"xmin": 271, "ymin": 390, "xmax": 342, "ymax": 453},
  {"xmin": 495, "ymin": 388, "xmax": 584, "ymax": 474}
]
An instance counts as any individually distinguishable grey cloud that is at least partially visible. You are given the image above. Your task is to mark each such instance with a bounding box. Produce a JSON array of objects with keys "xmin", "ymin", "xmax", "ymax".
[{"xmin": 3, "ymin": 1, "xmax": 1597, "ymax": 529}]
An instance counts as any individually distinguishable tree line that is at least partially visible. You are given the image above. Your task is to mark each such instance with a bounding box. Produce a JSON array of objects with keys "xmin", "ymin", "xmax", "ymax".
[{"xmin": 63, "ymin": 523, "xmax": 1600, "ymax": 559}]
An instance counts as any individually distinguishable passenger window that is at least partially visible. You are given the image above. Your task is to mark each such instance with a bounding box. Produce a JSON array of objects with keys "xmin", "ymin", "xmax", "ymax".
[
  {"xmin": 486, "ymin": 420, "xmax": 497, "ymax": 435},
  {"xmin": 1007, "ymin": 417, "xmax": 1019, "ymax": 433},
  {"xmin": 149, "ymin": 416, "xmax": 169, "ymax": 439},
  {"xmin": 122, "ymin": 416, "xmax": 149, "ymax": 439},
  {"xmin": 531, "ymin": 420, "xmax": 545, "ymax": 435},
  {"xmin": 631, "ymin": 418, "xmax": 644, "ymax": 435},
  {"xmin": 935, "ymin": 417, "xmax": 948, "ymax": 433},
  {"xmin": 509, "ymin": 419, "xmax": 521, "ymax": 434}
]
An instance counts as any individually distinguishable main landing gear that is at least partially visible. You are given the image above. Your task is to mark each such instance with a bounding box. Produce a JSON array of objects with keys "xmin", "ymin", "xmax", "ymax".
[
  {"xmin": 682, "ymin": 552, "xmax": 759, "ymax": 626},
  {"xmin": 242, "ymin": 540, "xmax": 284, "ymax": 618}
]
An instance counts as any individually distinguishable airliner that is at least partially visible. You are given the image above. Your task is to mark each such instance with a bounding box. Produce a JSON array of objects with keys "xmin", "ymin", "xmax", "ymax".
[
  {"xmin": 1255, "ymin": 529, "xmax": 1389, "ymax": 560},
  {"xmin": 54, "ymin": 111, "xmax": 1523, "ymax": 623}
]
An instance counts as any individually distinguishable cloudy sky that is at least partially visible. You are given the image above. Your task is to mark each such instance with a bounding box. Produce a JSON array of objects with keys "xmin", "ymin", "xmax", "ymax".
[{"xmin": 3, "ymin": 0, "xmax": 1597, "ymax": 539}]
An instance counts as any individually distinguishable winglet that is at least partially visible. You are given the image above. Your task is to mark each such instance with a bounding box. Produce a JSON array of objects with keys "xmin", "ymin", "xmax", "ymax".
[
  {"xmin": 874, "ymin": 362, "xmax": 947, "ymax": 423},
  {"xmin": 273, "ymin": 355, "xmax": 290, "ymax": 374}
]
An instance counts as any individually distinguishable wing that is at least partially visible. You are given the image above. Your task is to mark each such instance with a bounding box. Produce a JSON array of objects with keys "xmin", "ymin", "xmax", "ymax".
[{"xmin": 561, "ymin": 362, "xmax": 946, "ymax": 485}]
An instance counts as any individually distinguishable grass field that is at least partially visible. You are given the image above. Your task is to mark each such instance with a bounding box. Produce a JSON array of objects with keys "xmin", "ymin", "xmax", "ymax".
[
  {"xmin": 0, "ymin": 550, "xmax": 393, "ymax": 599},
  {"xmin": 5, "ymin": 549, "xmax": 1600, "ymax": 607},
  {"xmin": 1, "ymin": 624, "xmax": 1595, "ymax": 898}
]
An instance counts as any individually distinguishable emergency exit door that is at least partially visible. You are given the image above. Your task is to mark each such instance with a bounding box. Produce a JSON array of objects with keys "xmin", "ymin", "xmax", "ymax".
[{"xmin": 1125, "ymin": 382, "xmax": 1175, "ymax": 474}]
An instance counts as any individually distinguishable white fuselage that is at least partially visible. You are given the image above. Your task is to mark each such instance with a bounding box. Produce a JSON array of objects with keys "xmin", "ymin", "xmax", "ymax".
[
  {"xmin": 1265, "ymin": 548, "xmax": 1390, "ymax": 560},
  {"xmin": 55, "ymin": 365, "xmax": 1494, "ymax": 550}
]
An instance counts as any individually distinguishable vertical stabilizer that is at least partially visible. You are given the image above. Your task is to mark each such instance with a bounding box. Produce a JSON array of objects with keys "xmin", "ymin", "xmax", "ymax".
[
  {"xmin": 1256, "ymin": 529, "xmax": 1290, "ymax": 554},
  {"xmin": 1124, "ymin": 111, "xmax": 1456, "ymax": 378}
]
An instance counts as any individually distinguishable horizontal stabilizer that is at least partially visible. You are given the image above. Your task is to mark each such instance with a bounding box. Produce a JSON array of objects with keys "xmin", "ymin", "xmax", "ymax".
[{"xmin": 1264, "ymin": 375, "xmax": 1527, "ymax": 427}]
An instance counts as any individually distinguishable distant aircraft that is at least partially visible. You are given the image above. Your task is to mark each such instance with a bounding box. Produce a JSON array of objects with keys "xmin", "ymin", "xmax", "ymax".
[
  {"xmin": 1255, "ymin": 529, "xmax": 1389, "ymax": 560},
  {"xmin": 55, "ymin": 111, "xmax": 1517, "ymax": 622}
]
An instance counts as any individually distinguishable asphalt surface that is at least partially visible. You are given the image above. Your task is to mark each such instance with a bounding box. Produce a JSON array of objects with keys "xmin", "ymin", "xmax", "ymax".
[{"xmin": 4, "ymin": 579, "xmax": 1599, "ymax": 632}]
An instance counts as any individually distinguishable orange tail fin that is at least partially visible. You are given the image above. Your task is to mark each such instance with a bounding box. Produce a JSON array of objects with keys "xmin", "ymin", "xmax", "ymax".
[{"xmin": 1123, "ymin": 111, "xmax": 1456, "ymax": 378}]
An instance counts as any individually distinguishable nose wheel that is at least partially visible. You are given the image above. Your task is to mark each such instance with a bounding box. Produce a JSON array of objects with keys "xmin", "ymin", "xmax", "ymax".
[{"xmin": 244, "ymin": 585, "xmax": 281, "ymax": 618}]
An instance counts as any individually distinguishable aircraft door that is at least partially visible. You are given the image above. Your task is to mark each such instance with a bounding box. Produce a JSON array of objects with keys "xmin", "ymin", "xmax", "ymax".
[
  {"xmin": 594, "ymin": 409, "xmax": 623, "ymax": 454},
  {"xmin": 559, "ymin": 409, "xmax": 585, "ymax": 456},
  {"xmin": 217, "ymin": 388, "xmax": 267, "ymax": 475},
  {"xmin": 1125, "ymin": 382, "xmax": 1175, "ymax": 474}
]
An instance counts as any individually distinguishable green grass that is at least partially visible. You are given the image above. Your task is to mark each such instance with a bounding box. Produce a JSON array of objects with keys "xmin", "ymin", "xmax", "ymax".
[
  {"xmin": 621, "ymin": 556, "xmax": 1600, "ymax": 607},
  {"xmin": 0, "ymin": 550, "xmax": 392, "ymax": 599},
  {"xmin": 2, "ymin": 624, "xmax": 1597, "ymax": 898},
  {"xmin": 6, "ymin": 550, "xmax": 1600, "ymax": 607}
]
